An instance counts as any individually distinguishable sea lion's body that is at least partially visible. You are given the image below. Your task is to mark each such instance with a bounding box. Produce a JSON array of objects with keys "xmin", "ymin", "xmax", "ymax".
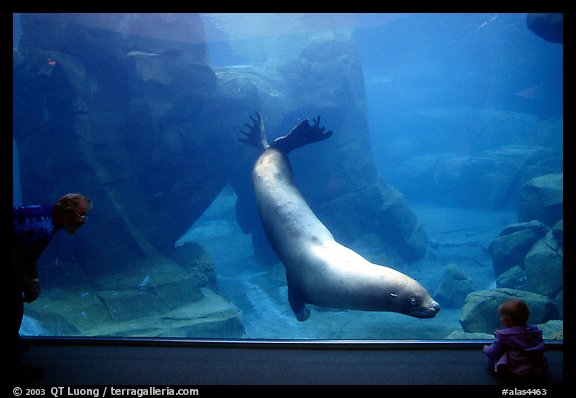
[{"xmin": 241, "ymin": 112, "xmax": 440, "ymax": 321}]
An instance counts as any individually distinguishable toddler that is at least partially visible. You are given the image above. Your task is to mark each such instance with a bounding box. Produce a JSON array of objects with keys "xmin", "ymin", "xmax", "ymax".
[{"xmin": 483, "ymin": 299, "xmax": 548, "ymax": 379}]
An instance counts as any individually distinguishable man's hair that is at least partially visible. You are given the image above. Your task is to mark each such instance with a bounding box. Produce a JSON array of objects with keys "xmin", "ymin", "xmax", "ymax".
[
  {"xmin": 53, "ymin": 193, "xmax": 92, "ymax": 212},
  {"xmin": 498, "ymin": 299, "xmax": 530, "ymax": 326}
]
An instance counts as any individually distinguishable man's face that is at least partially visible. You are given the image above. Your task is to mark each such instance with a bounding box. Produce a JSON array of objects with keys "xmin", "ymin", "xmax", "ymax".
[{"xmin": 62, "ymin": 201, "xmax": 89, "ymax": 234}]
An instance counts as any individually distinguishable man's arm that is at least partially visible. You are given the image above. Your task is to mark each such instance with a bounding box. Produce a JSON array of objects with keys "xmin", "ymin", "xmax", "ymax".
[{"xmin": 13, "ymin": 251, "xmax": 41, "ymax": 303}]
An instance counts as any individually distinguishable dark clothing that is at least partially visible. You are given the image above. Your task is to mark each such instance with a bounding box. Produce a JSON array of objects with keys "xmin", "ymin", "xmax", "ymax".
[
  {"xmin": 483, "ymin": 324, "xmax": 549, "ymax": 377},
  {"xmin": 13, "ymin": 205, "xmax": 55, "ymax": 259},
  {"xmin": 11, "ymin": 205, "xmax": 56, "ymax": 363}
]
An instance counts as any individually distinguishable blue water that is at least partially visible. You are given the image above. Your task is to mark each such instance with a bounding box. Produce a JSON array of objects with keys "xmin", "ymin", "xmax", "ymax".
[
  {"xmin": 202, "ymin": 13, "xmax": 562, "ymax": 201},
  {"xmin": 14, "ymin": 13, "xmax": 562, "ymax": 340},
  {"xmin": 355, "ymin": 13, "xmax": 562, "ymax": 181}
]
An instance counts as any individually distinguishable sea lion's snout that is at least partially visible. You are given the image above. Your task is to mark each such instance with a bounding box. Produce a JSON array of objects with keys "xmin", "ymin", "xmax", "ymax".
[
  {"xmin": 408, "ymin": 298, "xmax": 441, "ymax": 319},
  {"xmin": 429, "ymin": 299, "xmax": 441, "ymax": 315},
  {"xmin": 420, "ymin": 299, "xmax": 441, "ymax": 318}
]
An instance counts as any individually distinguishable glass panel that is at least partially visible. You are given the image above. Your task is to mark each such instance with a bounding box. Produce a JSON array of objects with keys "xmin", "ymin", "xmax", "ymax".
[{"xmin": 13, "ymin": 13, "xmax": 562, "ymax": 341}]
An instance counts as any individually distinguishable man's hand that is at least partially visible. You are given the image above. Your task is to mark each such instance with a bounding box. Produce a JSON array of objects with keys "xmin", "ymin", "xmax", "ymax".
[{"xmin": 24, "ymin": 279, "xmax": 40, "ymax": 303}]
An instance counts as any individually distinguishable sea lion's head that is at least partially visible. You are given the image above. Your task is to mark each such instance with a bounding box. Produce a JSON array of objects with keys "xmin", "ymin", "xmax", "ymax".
[{"xmin": 388, "ymin": 278, "xmax": 441, "ymax": 319}]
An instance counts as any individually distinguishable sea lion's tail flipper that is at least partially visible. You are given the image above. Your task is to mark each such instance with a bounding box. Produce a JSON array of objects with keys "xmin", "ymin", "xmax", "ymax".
[
  {"xmin": 239, "ymin": 111, "xmax": 268, "ymax": 150},
  {"xmin": 271, "ymin": 115, "xmax": 333, "ymax": 154}
]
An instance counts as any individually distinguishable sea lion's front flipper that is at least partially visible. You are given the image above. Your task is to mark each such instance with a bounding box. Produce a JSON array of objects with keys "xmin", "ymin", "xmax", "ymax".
[
  {"xmin": 238, "ymin": 111, "xmax": 268, "ymax": 150},
  {"xmin": 271, "ymin": 115, "xmax": 333, "ymax": 154},
  {"xmin": 288, "ymin": 282, "xmax": 310, "ymax": 321}
]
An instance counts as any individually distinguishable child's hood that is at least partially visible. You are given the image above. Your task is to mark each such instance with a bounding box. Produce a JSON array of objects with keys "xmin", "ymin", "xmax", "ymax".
[{"xmin": 496, "ymin": 325, "xmax": 546, "ymax": 351}]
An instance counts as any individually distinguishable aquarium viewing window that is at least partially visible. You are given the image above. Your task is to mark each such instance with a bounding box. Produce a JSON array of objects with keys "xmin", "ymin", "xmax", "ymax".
[{"xmin": 13, "ymin": 13, "xmax": 563, "ymax": 343}]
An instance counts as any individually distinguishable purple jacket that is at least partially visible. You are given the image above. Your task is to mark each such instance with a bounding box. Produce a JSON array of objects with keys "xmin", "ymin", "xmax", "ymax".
[{"xmin": 483, "ymin": 325, "xmax": 548, "ymax": 376}]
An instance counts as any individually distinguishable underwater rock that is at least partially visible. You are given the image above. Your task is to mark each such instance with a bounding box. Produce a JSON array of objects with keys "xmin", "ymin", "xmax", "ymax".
[
  {"xmin": 317, "ymin": 180, "xmax": 427, "ymax": 263},
  {"xmin": 24, "ymin": 264, "xmax": 244, "ymax": 338},
  {"xmin": 154, "ymin": 278, "xmax": 204, "ymax": 310},
  {"xmin": 85, "ymin": 288, "xmax": 245, "ymax": 338},
  {"xmin": 372, "ymin": 182, "xmax": 427, "ymax": 262},
  {"xmin": 166, "ymin": 317, "xmax": 245, "ymax": 339},
  {"xmin": 444, "ymin": 331, "xmax": 493, "ymax": 340},
  {"xmin": 398, "ymin": 108, "xmax": 562, "ymax": 160},
  {"xmin": 22, "ymin": 309, "xmax": 81, "ymax": 336},
  {"xmin": 552, "ymin": 290, "xmax": 563, "ymax": 320},
  {"xmin": 496, "ymin": 266, "xmax": 526, "ymax": 289},
  {"xmin": 497, "ymin": 220, "xmax": 550, "ymax": 237},
  {"xmin": 172, "ymin": 242, "xmax": 219, "ymax": 291},
  {"xmin": 25, "ymin": 288, "xmax": 112, "ymax": 334},
  {"xmin": 518, "ymin": 173, "xmax": 563, "ymax": 227},
  {"xmin": 524, "ymin": 228, "xmax": 563, "ymax": 298},
  {"xmin": 19, "ymin": 13, "xmax": 210, "ymax": 65},
  {"xmin": 489, "ymin": 221, "xmax": 549, "ymax": 276},
  {"xmin": 433, "ymin": 263, "xmax": 474, "ymax": 309},
  {"xmin": 96, "ymin": 289, "xmax": 171, "ymax": 322},
  {"xmin": 14, "ymin": 13, "xmax": 221, "ymax": 274},
  {"xmin": 392, "ymin": 145, "xmax": 561, "ymax": 209},
  {"xmin": 447, "ymin": 320, "xmax": 563, "ymax": 340},
  {"xmin": 537, "ymin": 320, "xmax": 563, "ymax": 340},
  {"xmin": 527, "ymin": 13, "xmax": 563, "ymax": 44},
  {"xmin": 552, "ymin": 219, "xmax": 563, "ymax": 248},
  {"xmin": 459, "ymin": 288, "xmax": 559, "ymax": 334},
  {"xmin": 394, "ymin": 109, "xmax": 541, "ymax": 157},
  {"xmin": 156, "ymin": 289, "xmax": 246, "ymax": 338}
]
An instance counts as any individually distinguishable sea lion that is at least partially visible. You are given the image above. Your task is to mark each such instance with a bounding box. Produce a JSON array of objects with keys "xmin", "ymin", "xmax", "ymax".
[{"xmin": 240, "ymin": 112, "xmax": 440, "ymax": 321}]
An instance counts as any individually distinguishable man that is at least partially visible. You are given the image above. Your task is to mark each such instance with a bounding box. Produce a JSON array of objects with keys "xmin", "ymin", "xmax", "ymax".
[{"xmin": 11, "ymin": 193, "xmax": 92, "ymax": 383}]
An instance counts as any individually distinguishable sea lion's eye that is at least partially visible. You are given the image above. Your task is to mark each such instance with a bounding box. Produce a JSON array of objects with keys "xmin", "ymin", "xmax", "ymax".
[
  {"xmin": 390, "ymin": 293, "xmax": 398, "ymax": 299},
  {"xmin": 410, "ymin": 297, "xmax": 419, "ymax": 306}
]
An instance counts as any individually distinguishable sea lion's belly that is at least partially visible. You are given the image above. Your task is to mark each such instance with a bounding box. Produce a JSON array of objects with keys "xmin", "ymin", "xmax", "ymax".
[{"xmin": 252, "ymin": 148, "xmax": 333, "ymax": 256}]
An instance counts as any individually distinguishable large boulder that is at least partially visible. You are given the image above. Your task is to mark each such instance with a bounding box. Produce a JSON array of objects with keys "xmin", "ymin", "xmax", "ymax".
[
  {"xmin": 21, "ymin": 310, "xmax": 81, "ymax": 336},
  {"xmin": 25, "ymin": 261, "xmax": 245, "ymax": 338},
  {"xmin": 488, "ymin": 220, "xmax": 549, "ymax": 276},
  {"xmin": 496, "ymin": 266, "xmax": 526, "ymax": 290},
  {"xmin": 433, "ymin": 263, "xmax": 474, "ymax": 309},
  {"xmin": 172, "ymin": 242, "xmax": 219, "ymax": 291},
  {"xmin": 459, "ymin": 288, "xmax": 559, "ymax": 334},
  {"xmin": 537, "ymin": 320, "xmax": 563, "ymax": 340},
  {"xmin": 488, "ymin": 218, "xmax": 563, "ymax": 318},
  {"xmin": 371, "ymin": 183, "xmax": 428, "ymax": 262},
  {"xmin": 317, "ymin": 180, "xmax": 427, "ymax": 262},
  {"xmin": 14, "ymin": 13, "xmax": 224, "ymax": 275},
  {"xmin": 95, "ymin": 289, "xmax": 171, "ymax": 322},
  {"xmin": 518, "ymin": 173, "xmax": 563, "ymax": 226},
  {"xmin": 524, "ymin": 227, "xmax": 563, "ymax": 298}
]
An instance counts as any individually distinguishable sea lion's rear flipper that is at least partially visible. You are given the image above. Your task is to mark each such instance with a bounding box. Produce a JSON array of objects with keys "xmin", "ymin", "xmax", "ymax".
[
  {"xmin": 288, "ymin": 283, "xmax": 310, "ymax": 321},
  {"xmin": 238, "ymin": 111, "xmax": 268, "ymax": 150},
  {"xmin": 272, "ymin": 115, "xmax": 333, "ymax": 154}
]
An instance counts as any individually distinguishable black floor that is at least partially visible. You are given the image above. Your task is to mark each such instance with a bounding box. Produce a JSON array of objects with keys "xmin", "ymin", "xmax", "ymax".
[{"xmin": 13, "ymin": 339, "xmax": 563, "ymax": 387}]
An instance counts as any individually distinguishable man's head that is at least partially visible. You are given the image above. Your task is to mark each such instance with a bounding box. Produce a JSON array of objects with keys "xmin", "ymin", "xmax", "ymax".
[{"xmin": 52, "ymin": 193, "xmax": 93, "ymax": 234}]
